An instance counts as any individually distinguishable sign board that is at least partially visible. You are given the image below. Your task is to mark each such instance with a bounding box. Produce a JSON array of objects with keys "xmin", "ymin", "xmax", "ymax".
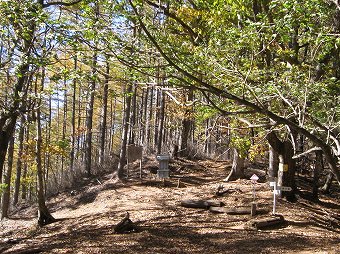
[
  {"xmin": 127, "ymin": 144, "xmax": 143, "ymax": 162},
  {"xmin": 250, "ymin": 174, "xmax": 259, "ymax": 182},
  {"xmin": 279, "ymin": 163, "xmax": 289, "ymax": 172},
  {"xmin": 277, "ymin": 186, "xmax": 292, "ymax": 192},
  {"xmin": 156, "ymin": 154, "xmax": 170, "ymax": 161},
  {"xmin": 269, "ymin": 181, "xmax": 276, "ymax": 187}
]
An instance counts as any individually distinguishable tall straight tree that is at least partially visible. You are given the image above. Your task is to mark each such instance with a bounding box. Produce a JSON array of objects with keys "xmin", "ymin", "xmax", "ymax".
[
  {"xmin": 156, "ymin": 88, "xmax": 166, "ymax": 154},
  {"xmin": 13, "ymin": 116, "xmax": 26, "ymax": 205},
  {"xmin": 180, "ymin": 89, "xmax": 194, "ymax": 157},
  {"xmin": 70, "ymin": 54, "xmax": 78, "ymax": 173},
  {"xmin": 36, "ymin": 68, "xmax": 55, "ymax": 226},
  {"xmin": 99, "ymin": 58, "xmax": 110, "ymax": 165},
  {"xmin": 84, "ymin": 51, "xmax": 97, "ymax": 177},
  {"xmin": 84, "ymin": 2, "xmax": 99, "ymax": 177},
  {"xmin": 117, "ymin": 83, "xmax": 133, "ymax": 178}
]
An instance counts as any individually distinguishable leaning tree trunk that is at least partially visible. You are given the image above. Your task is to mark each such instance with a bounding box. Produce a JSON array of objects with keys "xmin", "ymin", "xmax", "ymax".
[
  {"xmin": 0, "ymin": 116, "xmax": 17, "ymax": 185},
  {"xmin": 0, "ymin": 3, "xmax": 35, "ymax": 183},
  {"xmin": 1, "ymin": 136, "xmax": 15, "ymax": 219},
  {"xmin": 312, "ymin": 150, "xmax": 323, "ymax": 200},
  {"xmin": 224, "ymin": 148, "xmax": 245, "ymax": 182}
]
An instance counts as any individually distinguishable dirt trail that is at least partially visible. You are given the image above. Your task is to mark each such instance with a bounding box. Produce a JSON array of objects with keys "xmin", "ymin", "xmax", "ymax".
[{"xmin": 0, "ymin": 158, "xmax": 339, "ymax": 253}]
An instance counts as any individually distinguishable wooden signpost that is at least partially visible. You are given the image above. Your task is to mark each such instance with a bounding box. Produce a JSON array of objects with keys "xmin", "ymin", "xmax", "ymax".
[
  {"xmin": 250, "ymin": 174, "xmax": 259, "ymax": 216},
  {"xmin": 269, "ymin": 178, "xmax": 292, "ymax": 214}
]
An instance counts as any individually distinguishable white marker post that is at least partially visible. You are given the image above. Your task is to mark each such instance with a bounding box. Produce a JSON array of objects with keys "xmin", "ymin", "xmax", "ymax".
[
  {"xmin": 250, "ymin": 174, "xmax": 259, "ymax": 216},
  {"xmin": 269, "ymin": 178, "xmax": 292, "ymax": 214}
]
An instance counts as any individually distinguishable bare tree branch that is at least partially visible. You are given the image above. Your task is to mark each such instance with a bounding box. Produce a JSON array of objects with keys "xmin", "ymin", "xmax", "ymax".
[{"xmin": 292, "ymin": 147, "xmax": 322, "ymax": 159}]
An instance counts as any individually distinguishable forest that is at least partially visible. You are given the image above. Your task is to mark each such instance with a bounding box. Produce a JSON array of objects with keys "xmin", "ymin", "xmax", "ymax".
[{"xmin": 0, "ymin": 0, "xmax": 340, "ymax": 253}]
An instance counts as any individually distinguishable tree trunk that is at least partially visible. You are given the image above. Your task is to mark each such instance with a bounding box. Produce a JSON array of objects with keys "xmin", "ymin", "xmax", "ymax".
[
  {"xmin": 153, "ymin": 88, "xmax": 160, "ymax": 152},
  {"xmin": 320, "ymin": 172, "xmax": 333, "ymax": 194},
  {"xmin": 34, "ymin": 69, "xmax": 55, "ymax": 226},
  {"xmin": 44, "ymin": 93, "xmax": 52, "ymax": 196},
  {"xmin": 278, "ymin": 140, "xmax": 296, "ymax": 201},
  {"xmin": 85, "ymin": 51, "xmax": 97, "ymax": 177},
  {"xmin": 21, "ymin": 127, "xmax": 30, "ymax": 201},
  {"xmin": 0, "ymin": 116, "xmax": 17, "ymax": 185},
  {"xmin": 13, "ymin": 116, "xmax": 26, "ymax": 205},
  {"xmin": 100, "ymin": 58, "xmax": 109, "ymax": 164},
  {"xmin": 61, "ymin": 76, "xmax": 68, "ymax": 185},
  {"xmin": 109, "ymin": 96, "xmax": 117, "ymax": 154},
  {"xmin": 1, "ymin": 136, "xmax": 15, "ymax": 219},
  {"xmin": 36, "ymin": 107, "xmax": 55, "ymax": 226},
  {"xmin": 180, "ymin": 89, "xmax": 194, "ymax": 157},
  {"xmin": 145, "ymin": 85, "xmax": 154, "ymax": 153},
  {"xmin": 141, "ymin": 87, "xmax": 149, "ymax": 146},
  {"xmin": 117, "ymin": 84, "xmax": 133, "ymax": 178},
  {"xmin": 224, "ymin": 148, "xmax": 245, "ymax": 182},
  {"xmin": 77, "ymin": 80, "xmax": 84, "ymax": 162},
  {"xmin": 268, "ymin": 144, "xmax": 279, "ymax": 178},
  {"xmin": 267, "ymin": 132, "xmax": 296, "ymax": 202},
  {"xmin": 312, "ymin": 150, "xmax": 323, "ymax": 200},
  {"xmin": 70, "ymin": 55, "xmax": 77, "ymax": 173},
  {"xmin": 129, "ymin": 84, "xmax": 137, "ymax": 145},
  {"xmin": 156, "ymin": 89, "xmax": 165, "ymax": 154}
]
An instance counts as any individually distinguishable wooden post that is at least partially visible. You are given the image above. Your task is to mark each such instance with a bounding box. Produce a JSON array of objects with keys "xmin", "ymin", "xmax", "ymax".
[
  {"xmin": 127, "ymin": 158, "xmax": 129, "ymax": 178},
  {"xmin": 139, "ymin": 159, "xmax": 142, "ymax": 178},
  {"xmin": 251, "ymin": 202, "xmax": 257, "ymax": 217}
]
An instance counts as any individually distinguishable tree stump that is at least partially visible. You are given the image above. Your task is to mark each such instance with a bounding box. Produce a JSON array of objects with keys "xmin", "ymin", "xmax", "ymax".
[
  {"xmin": 114, "ymin": 212, "xmax": 137, "ymax": 234},
  {"xmin": 249, "ymin": 215, "xmax": 285, "ymax": 229}
]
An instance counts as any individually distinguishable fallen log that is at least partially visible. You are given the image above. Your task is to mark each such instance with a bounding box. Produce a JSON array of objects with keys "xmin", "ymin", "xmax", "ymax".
[
  {"xmin": 216, "ymin": 188, "xmax": 241, "ymax": 196},
  {"xmin": 2, "ymin": 248, "xmax": 43, "ymax": 254},
  {"xmin": 114, "ymin": 212, "xmax": 137, "ymax": 234},
  {"xmin": 209, "ymin": 206, "xmax": 270, "ymax": 215},
  {"xmin": 250, "ymin": 215, "xmax": 285, "ymax": 229},
  {"xmin": 180, "ymin": 199, "xmax": 225, "ymax": 209},
  {"xmin": 215, "ymin": 185, "xmax": 242, "ymax": 197}
]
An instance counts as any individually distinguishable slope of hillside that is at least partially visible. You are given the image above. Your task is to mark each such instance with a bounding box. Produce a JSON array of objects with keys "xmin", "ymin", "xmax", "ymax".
[{"xmin": 1, "ymin": 158, "xmax": 339, "ymax": 254}]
